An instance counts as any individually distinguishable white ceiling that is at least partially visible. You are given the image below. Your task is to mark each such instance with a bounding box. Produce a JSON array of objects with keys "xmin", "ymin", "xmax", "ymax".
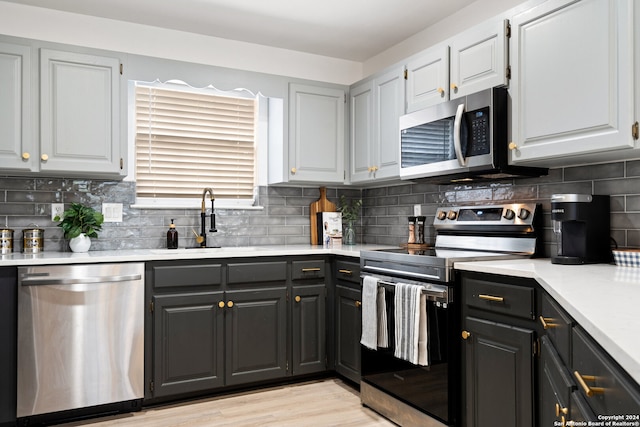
[{"xmin": 3, "ymin": 0, "xmax": 477, "ymax": 61}]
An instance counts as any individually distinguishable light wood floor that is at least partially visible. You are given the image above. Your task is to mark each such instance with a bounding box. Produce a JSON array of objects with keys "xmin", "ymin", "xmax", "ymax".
[{"xmin": 58, "ymin": 378, "xmax": 396, "ymax": 427}]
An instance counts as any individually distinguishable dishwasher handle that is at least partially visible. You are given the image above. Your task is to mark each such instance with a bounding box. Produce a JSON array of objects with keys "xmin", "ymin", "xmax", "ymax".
[{"xmin": 21, "ymin": 273, "xmax": 142, "ymax": 286}]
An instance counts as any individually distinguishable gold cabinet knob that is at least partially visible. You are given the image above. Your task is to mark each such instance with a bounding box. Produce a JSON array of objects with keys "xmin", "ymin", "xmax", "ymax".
[
  {"xmin": 437, "ymin": 87, "xmax": 445, "ymax": 95},
  {"xmin": 372, "ymin": 166, "xmax": 378, "ymax": 172},
  {"xmin": 450, "ymin": 83, "xmax": 458, "ymax": 91},
  {"xmin": 355, "ymin": 301, "xmax": 362, "ymax": 308},
  {"xmin": 218, "ymin": 301, "xmax": 225, "ymax": 309},
  {"xmin": 555, "ymin": 402, "xmax": 568, "ymax": 417},
  {"xmin": 22, "ymin": 152, "xmax": 30, "ymax": 160},
  {"xmin": 295, "ymin": 295, "xmax": 301, "ymax": 303},
  {"xmin": 291, "ymin": 167, "xmax": 297, "ymax": 174},
  {"xmin": 227, "ymin": 301, "xmax": 234, "ymax": 308},
  {"xmin": 508, "ymin": 142, "xmax": 518, "ymax": 151},
  {"xmin": 461, "ymin": 330, "xmax": 471, "ymax": 340},
  {"xmin": 41, "ymin": 154, "xmax": 49, "ymax": 161},
  {"xmin": 367, "ymin": 166, "xmax": 373, "ymax": 172}
]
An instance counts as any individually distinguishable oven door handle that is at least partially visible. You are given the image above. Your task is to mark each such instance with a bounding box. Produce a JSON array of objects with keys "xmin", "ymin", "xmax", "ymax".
[{"xmin": 363, "ymin": 266, "xmax": 441, "ymax": 281}]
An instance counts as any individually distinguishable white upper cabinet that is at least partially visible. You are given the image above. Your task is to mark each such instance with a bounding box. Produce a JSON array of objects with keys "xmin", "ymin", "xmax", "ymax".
[
  {"xmin": 284, "ymin": 83, "xmax": 345, "ymax": 184},
  {"xmin": 509, "ymin": 0, "xmax": 636, "ymax": 166},
  {"xmin": 405, "ymin": 18, "xmax": 509, "ymax": 113},
  {"xmin": 349, "ymin": 67, "xmax": 403, "ymax": 183},
  {"xmin": 40, "ymin": 49, "xmax": 124, "ymax": 177},
  {"xmin": 0, "ymin": 42, "xmax": 34, "ymax": 172},
  {"xmin": 405, "ymin": 46, "xmax": 449, "ymax": 113},
  {"xmin": 450, "ymin": 18, "xmax": 510, "ymax": 99}
]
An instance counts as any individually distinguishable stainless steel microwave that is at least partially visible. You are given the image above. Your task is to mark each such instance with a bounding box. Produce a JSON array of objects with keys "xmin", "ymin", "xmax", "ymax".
[{"xmin": 399, "ymin": 87, "xmax": 547, "ymax": 182}]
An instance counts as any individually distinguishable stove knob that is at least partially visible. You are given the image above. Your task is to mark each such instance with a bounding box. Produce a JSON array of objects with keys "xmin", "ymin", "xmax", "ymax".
[
  {"xmin": 503, "ymin": 208, "xmax": 515, "ymax": 220},
  {"xmin": 447, "ymin": 210, "xmax": 458, "ymax": 220},
  {"xmin": 518, "ymin": 208, "xmax": 531, "ymax": 220},
  {"xmin": 437, "ymin": 210, "xmax": 447, "ymax": 220}
]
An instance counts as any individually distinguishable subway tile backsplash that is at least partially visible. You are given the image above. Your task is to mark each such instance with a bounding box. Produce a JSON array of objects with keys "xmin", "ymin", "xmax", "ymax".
[{"xmin": 1, "ymin": 159, "xmax": 639, "ymax": 255}]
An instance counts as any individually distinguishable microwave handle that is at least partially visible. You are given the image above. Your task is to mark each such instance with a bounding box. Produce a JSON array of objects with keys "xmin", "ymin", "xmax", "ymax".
[{"xmin": 453, "ymin": 103, "xmax": 468, "ymax": 167}]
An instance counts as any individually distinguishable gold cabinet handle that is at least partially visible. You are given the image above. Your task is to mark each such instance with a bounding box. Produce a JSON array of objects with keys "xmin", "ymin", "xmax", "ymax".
[
  {"xmin": 574, "ymin": 371, "xmax": 605, "ymax": 397},
  {"xmin": 437, "ymin": 87, "xmax": 445, "ymax": 95},
  {"xmin": 291, "ymin": 167, "xmax": 297, "ymax": 174},
  {"xmin": 22, "ymin": 152, "xmax": 30, "ymax": 160},
  {"xmin": 301, "ymin": 267, "xmax": 321, "ymax": 272},
  {"xmin": 555, "ymin": 402, "xmax": 568, "ymax": 417},
  {"xmin": 355, "ymin": 301, "xmax": 362, "ymax": 308},
  {"xmin": 295, "ymin": 295, "xmax": 301, "ymax": 303},
  {"xmin": 227, "ymin": 301, "xmax": 234, "ymax": 308},
  {"xmin": 218, "ymin": 301, "xmax": 225, "ymax": 309},
  {"xmin": 461, "ymin": 330, "xmax": 471, "ymax": 340},
  {"xmin": 41, "ymin": 154, "xmax": 49, "ymax": 161},
  {"xmin": 450, "ymin": 83, "xmax": 458, "ymax": 91},
  {"xmin": 338, "ymin": 269, "xmax": 353, "ymax": 276},
  {"xmin": 478, "ymin": 294, "xmax": 504, "ymax": 303},
  {"xmin": 540, "ymin": 316, "xmax": 558, "ymax": 330},
  {"xmin": 508, "ymin": 142, "xmax": 518, "ymax": 151}
]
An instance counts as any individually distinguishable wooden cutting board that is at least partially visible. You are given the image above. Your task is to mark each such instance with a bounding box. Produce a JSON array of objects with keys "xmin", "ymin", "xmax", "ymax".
[{"xmin": 310, "ymin": 187, "xmax": 336, "ymax": 245}]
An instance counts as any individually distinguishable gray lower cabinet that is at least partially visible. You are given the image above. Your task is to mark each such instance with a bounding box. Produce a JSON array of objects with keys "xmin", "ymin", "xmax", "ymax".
[
  {"xmin": 225, "ymin": 287, "xmax": 287, "ymax": 385},
  {"xmin": 334, "ymin": 258, "xmax": 362, "ymax": 383},
  {"xmin": 460, "ymin": 271, "xmax": 537, "ymax": 427},
  {"xmin": 0, "ymin": 268, "xmax": 17, "ymax": 426},
  {"xmin": 152, "ymin": 291, "xmax": 224, "ymax": 398},
  {"xmin": 291, "ymin": 259, "xmax": 328, "ymax": 376},
  {"xmin": 146, "ymin": 257, "xmax": 328, "ymax": 403}
]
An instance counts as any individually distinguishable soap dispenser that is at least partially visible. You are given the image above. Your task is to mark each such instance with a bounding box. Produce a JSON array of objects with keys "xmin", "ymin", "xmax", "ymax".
[{"xmin": 167, "ymin": 219, "xmax": 179, "ymax": 249}]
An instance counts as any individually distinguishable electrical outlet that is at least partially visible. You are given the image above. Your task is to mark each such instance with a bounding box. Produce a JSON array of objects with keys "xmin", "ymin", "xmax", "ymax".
[
  {"xmin": 51, "ymin": 203, "xmax": 65, "ymax": 221},
  {"xmin": 413, "ymin": 204, "xmax": 422, "ymax": 216}
]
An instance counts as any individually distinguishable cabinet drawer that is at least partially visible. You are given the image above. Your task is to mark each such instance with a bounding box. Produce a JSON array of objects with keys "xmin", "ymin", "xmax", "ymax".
[
  {"xmin": 152, "ymin": 263, "xmax": 222, "ymax": 288},
  {"xmin": 541, "ymin": 293, "xmax": 573, "ymax": 365},
  {"xmin": 335, "ymin": 259, "xmax": 360, "ymax": 284},
  {"xmin": 464, "ymin": 278, "xmax": 535, "ymax": 319},
  {"xmin": 572, "ymin": 327, "xmax": 640, "ymax": 415},
  {"xmin": 291, "ymin": 260, "xmax": 325, "ymax": 280},
  {"xmin": 227, "ymin": 262, "xmax": 287, "ymax": 284}
]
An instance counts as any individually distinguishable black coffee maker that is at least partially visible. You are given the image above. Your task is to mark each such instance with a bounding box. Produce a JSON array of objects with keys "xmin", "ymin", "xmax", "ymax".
[{"xmin": 551, "ymin": 194, "xmax": 611, "ymax": 264}]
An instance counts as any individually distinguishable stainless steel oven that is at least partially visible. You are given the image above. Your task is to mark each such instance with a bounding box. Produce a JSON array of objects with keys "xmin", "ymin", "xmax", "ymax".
[{"xmin": 359, "ymin": 202, "xmax": 541, "ymax": 426}]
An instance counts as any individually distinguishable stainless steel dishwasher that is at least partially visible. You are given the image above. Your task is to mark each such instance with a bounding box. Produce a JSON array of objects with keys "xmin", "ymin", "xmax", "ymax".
[{"xmin": 17, "ymin": 262, "xmax": 145, "ymax": 419}]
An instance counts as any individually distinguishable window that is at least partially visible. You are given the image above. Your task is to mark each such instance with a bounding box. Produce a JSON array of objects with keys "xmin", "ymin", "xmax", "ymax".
[{"xmin": 134, "ymin": 81, "xmax": 257, "ymax": 207}]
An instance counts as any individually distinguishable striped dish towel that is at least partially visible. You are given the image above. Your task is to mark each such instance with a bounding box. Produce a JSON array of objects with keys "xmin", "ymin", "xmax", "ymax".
[{"xmin": 394, "ymin": 283, "xmax": 428, "ymax": 366}]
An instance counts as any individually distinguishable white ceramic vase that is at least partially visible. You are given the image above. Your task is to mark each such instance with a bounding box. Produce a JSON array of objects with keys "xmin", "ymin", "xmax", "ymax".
[{"xmin": 69, "ymin": 233, "xmax": 91, "ymax": 253}]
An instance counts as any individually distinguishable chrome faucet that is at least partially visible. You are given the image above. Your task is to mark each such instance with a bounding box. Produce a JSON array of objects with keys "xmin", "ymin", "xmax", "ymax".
[{"xmin": 198, "ymin": 187, "xmax": 217, "ymax": 247}]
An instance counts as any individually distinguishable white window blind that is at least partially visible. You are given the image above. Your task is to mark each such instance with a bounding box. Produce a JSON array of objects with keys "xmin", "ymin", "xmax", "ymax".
[{"xmin": 135, "ymin": 84, "xmax": 256, "ymax": 200}]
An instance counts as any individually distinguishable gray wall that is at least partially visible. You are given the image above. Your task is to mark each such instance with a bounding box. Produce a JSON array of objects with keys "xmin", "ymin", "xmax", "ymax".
[{"xmin": 1, "ymin": 159, "xmax": 639, "ymax": 255}]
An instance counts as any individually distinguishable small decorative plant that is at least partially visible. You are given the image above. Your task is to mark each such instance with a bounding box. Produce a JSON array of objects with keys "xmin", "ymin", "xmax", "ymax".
[
  {"xmin": 337, "ymin": 195, "xmax": 362, "ymax": 223},
  {"xmin": 54, "ymin": 203, "xmax": 104, "ymax": 239}
]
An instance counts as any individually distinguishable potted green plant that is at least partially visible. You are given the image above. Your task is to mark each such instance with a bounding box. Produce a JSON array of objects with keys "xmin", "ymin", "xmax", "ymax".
[
  {"xmin": 337, "ymin": 195, "xmax": 362, "ymax": 245},
  {"xmin": 54, "ymin": 203, "xmax": 104, "ymax": 252}
]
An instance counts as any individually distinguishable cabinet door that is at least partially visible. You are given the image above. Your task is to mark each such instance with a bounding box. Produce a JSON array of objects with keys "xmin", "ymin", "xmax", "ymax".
[
  {"xmin": 349, "ymin": 80, "xmax": 374, "ymax": 183},
  {"xmin": 291, "ymin": 284, "xmax": 326, "ymax": 376},
  {"xmin": 539, "ymin": 336, "xmax": 574, "ymax": 427},
  {"xmin": 40, "ymin": 49, "xmax": 124, "ymax": 177},
  {"xmin": 225, "ymin": 287, "xmax": 287, "ymax": 385},
  {"xmin": 509, "ymin": 0, "xmax": 635, "ymax": 166},
  {"xmin": 0, "ymin": 42, "xmax": 34, "ymax": 172},
  {"xmin": 405, "ymin": 45, "xmax": 449, "ymax": 112},
  {"xmin": 463, "ymin": 316, "xmax": 534, "ymax": 427},
  {"xmin": 450, "ymin": 18, "xmax": 509, "ymax": 99},
  {"xmin": 0, "ymin": 268, "xmax": 17, "ymax": 424},
  {"xmin": 373, "ymin": 67, "xmax": 403, "ymax": 181},
  {"xmin": 152, "ymin": 292, "xmax": 224, "ymax": 398},
  {"xmin": 288, "ymin": 83, "xmax": 345, "ymax": 183},
  {"xmin": 334, "ymin": 285, "xmax": 361, "ymax": 383}
]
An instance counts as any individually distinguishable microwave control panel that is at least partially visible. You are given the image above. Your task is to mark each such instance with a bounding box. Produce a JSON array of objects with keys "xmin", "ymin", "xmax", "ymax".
[{"xmin": 467, "ymin": 107, "xmax": 490, "ymax": 156}]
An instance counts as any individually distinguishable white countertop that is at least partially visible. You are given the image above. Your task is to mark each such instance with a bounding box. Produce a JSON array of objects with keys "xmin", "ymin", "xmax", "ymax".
[
  {"xmin": 0, "ymin": 244, "xmax": 394, "ymax": 266},
  {"xmin": 455, "ymin": 258, "xmax": 640, "ymax": 385}
]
